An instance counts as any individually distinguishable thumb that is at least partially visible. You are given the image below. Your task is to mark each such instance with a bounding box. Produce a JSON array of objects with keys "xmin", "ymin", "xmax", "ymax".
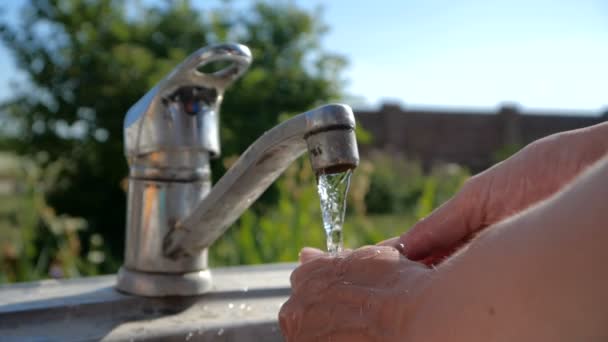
[{"xmin": 402, "ymin": 185, "xmax": 480, "ymax": 261}]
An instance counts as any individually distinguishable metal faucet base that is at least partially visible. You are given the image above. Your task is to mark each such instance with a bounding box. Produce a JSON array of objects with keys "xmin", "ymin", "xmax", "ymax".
[{"xmin": 116, "ymin": 267, "xmax": 213, "ymax": 297}]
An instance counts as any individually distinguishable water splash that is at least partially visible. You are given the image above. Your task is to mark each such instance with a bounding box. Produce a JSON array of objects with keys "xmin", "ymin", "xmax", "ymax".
[{"xmin": 316, "ymin": 170, "xmax": 352, "ymax": 255}]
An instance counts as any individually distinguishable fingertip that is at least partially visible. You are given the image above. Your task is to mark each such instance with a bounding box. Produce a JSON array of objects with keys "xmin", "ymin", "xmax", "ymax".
[
  {"xmin": 377, "ymin": 236, "xmax": 399, "ymax": 247},
  {"xmin": 400, "ymin": 229, "xmax": 430, "ymax": 260},
  {"xmin": 299, "ymin": 247, "xmax": 324, "ymax": 263},
  {"xmin": 402, "ymin": 192, "xmax": 474, "ymax": 260},
  {"xmin": 377, "ymin": 236, "xmax": 409, "ymax": 255}
]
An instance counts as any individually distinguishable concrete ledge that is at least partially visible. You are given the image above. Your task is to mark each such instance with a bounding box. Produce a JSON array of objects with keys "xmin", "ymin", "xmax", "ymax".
[{"xmin": 0, "ymin": 263, "xmax": 295, "ymax": 341}]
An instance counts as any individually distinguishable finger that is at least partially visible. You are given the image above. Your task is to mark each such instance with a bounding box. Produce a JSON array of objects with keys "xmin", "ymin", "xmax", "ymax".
[
  {"xmin": 324, "ymin": 331, "xmax": 372, "ymax": 342},
  {"xmin": 344, "ymin": 245, "xmax": 400, "ymax": 263},
  {"xmin": 299, "ymin": 247, "xmax": 324, "ymax": 264},
  {"xmin": 281, "ymin": 300, "xmax": 370, "ymax": 341},
  {"xmin": 342, "ymin": 247, "xmax": 429, "ymax": 286},
  {"xmin": 377, "ymin": 237, "xmax": 406, "ymax": 254},
  {"xmin": 401, "ymin": 183, "xmax": 482, "ymax": 261},
  {"xmin": 377, "ymin": 236, "xmax": 398, "ymax": 246},
  {"xmin": 419, "ymin": 234, "xmax": 474, "ymax": 267},
  {"xmin": 291, "ymin": 247, "xmax": 412, "ymax": 295},
  {"xmin": 296, "ymin": 301, "xmax": 372, "ymax": 340},
  {"xmin": 279, "ymin": 297, "xmax": 302, "ymax": 339},
  {"xmin": 290, "ymin": 253, "xmax": 342, "ymax": 292},
  {"xmin": 290, "ymin": 248, "xmax": 357, "ymax": 295},
  {"xmin": 295, "ymin": 287, "xmax": 401, "ymax": 341},
  {"xmin": 290, "ymin": 247, "xmax": 391, "ymax": 295}
]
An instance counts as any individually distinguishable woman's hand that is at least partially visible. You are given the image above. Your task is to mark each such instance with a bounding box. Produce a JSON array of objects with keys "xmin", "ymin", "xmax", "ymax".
[
  {"xmin": 279, "ymin": 246, "xmax": 432, "ymax": 342},
  {"xmin": 390, "ymin": 124, "xmax": 608, "ymax": 265},
  {"xmin": 283, "ymin": 157, "xmax": 608, "ymax": 342}
]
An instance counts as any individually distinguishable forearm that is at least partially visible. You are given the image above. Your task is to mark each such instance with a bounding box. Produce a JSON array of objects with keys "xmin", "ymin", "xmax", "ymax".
[{"xmin": 407, "ymin": 156, "xmax": 608, "ymax": 341}]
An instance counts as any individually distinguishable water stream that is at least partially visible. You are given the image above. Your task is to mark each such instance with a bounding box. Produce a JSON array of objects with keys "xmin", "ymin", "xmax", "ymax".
[{"xmin": 316, "ymin": 170, "xmax": 352, "ymax": 255}]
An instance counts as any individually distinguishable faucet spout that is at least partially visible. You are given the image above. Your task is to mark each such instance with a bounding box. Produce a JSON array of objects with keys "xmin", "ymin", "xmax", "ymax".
[{"xmin": 163, "ymin": 104, "xmax": 359, "ymax": 259}]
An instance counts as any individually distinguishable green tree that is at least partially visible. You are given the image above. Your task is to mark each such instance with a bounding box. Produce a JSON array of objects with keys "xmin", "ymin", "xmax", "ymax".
[{"xmin": 0, "ymin": 0, "xmax": 346, "ymax": 264}]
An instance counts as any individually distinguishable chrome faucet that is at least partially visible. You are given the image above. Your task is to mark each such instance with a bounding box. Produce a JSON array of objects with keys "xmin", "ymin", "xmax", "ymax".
[{"xmin": 116, "ymin": 43, "xmax": 359, "ymax": 297}]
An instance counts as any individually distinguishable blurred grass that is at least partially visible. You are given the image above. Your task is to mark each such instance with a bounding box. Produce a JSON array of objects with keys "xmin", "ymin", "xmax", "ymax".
[
  {"xmin": 209, "ymin": 154, "xmax": 470, "ymax": 267},
  {"xmin": 0, "ymin": 153, "xmax": 113, "ymax": 283},
  {"xmin": 341, "ymin": 214, "xmax": 415, "ymax": 251},
  {"xmin": 0, "ymin": 151, "xmax": 470, "ymax": 282}
]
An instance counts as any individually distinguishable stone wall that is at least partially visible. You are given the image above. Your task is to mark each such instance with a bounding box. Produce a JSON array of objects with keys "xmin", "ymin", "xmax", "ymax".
[{"xmin": 355, "ymin": 104, "xmax": 606, "ymax": 172}]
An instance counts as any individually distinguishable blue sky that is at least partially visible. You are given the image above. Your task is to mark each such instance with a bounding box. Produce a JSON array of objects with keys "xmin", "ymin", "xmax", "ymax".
[{"xmin": 1, "ymin": 0, "xmax": 607, "ymax": 111}]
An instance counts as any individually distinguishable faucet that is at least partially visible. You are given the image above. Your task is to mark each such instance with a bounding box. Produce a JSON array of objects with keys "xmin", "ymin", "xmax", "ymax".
[{"xmin": 116, "ymin": 43, "xmax": 359, "ymax": 297}]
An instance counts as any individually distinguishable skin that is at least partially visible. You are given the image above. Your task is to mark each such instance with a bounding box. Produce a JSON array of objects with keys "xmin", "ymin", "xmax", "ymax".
[
  {"xmin": 407, "ymin": 155, "xmax": 608, "ymax": 341},
  {"xmin": 280, "ymin": 246, "xmax": 430, "ymax": 342},
  {"xmin": 280, "ymin": 122, "xmax": 608, "ymax": 341},
  {"xmin": 395, "ymin": 121, "xmax": 608, "ymax": 265}
]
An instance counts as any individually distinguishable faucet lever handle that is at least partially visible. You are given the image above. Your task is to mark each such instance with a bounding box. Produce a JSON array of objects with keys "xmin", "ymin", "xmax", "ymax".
[
  {"xmin": 124, "ymin": 43, "xmax": 252, "ymax": 162},
  {"xmin": 161, "ymin": 43, "xmax": 252, "ymax": 97}
]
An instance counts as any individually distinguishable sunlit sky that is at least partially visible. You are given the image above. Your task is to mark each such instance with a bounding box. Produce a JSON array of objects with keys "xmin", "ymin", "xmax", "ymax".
[{"xmin": 1, "ymin": 0, "xmax": 607, "ymax": 111}]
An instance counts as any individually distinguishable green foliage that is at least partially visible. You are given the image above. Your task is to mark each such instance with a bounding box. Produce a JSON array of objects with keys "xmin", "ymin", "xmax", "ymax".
[
  {"xmin": 364, "ymin": 153, "xmax": 423, "ymax": 214},
  {"xmin": 0, "ymin": 0, "xmax": 347, "ymax": 261},
  {"xmin": 364, "ymin": 153, "xmax": 470, "ymax": 217},
  {"xmin": 414, "ymin": 164, "xmax": 470, "ymax": 219},
  {"xmin": 492, "ymin": 143, "xmax": 523, "ymax": 163},
  {"xmin": 0, "ymin": 153, "xmax": 112, "ymax": 283},
  {"xmin": 210, "ymin": 159, "xmax": 325, "ymax": 265},
  {"xmin": 210, "ymin": 154, "xmax": 470, "ymax": 266},
  {"xmin": 0, "ymin": 1, "xmax": 472, "ymax": 282}
]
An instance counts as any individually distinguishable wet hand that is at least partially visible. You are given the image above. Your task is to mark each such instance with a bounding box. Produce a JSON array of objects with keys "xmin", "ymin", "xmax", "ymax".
[
  {"xmin": 279, "ymin": 246, "xmax": 432, "ymax": 342},
  {"xmin": 390, "ymin": 128, "xmax": 608, "ymax": 265}
]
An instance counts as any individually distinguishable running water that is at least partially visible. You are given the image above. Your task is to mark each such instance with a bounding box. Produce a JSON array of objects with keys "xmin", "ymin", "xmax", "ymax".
[{"xmin": 316, "ymin": 170, "xmax": 352, "ymax": 255}]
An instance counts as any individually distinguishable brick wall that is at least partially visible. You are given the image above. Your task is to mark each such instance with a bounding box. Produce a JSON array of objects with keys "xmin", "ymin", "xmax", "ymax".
[{"xmin": 355, "ymin": 104, "xmax": 606, "ymax": 172}]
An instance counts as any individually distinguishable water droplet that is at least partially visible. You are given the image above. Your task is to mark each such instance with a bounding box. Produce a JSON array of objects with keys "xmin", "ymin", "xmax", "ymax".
[
  {"xmin": 228, "ymin": 303, "xmax": 234, "ymax": 309},
  {"xmin": 185, "ymin": 332, "xmax": 193, "ymax": 340},
  {"xmin": 217, "ymin": 328, "xmax": 225, "ymax": 336},
  {"xmin": 239, "ymin": 303, "xmax": 246, "ymax": 310},
  {"xmin": 242, "ymin": 287, "xmax": 249, "ymax": 292}
]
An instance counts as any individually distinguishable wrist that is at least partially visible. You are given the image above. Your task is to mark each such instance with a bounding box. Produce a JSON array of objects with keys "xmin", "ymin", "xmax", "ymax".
[{"xmin": 416, "ymin": 158, "xmax": 608, "ymax": 340}]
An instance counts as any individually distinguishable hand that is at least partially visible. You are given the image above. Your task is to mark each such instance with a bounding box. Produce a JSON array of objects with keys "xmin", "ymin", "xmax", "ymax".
[
  {"xmin": 389, "ymin": 126, "xmax": 608, "ymax": 265},
  {"xmin": 279, "ymin": 246, "xmax": 432, "ymax": 342}
]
